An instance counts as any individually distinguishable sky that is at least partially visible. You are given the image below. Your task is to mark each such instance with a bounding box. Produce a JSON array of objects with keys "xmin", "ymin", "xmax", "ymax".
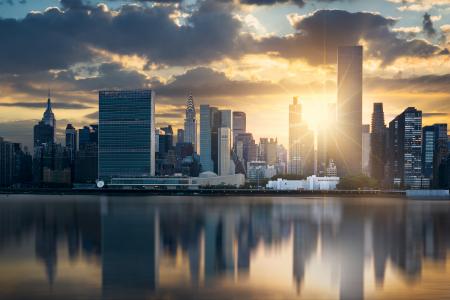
[{"xmin": 0, "ymin": 0, "xmax": 449, "ymax": 149}]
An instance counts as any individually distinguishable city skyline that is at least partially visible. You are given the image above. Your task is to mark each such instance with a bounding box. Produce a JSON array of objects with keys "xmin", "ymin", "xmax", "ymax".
[{"xmin": 0, "ymin": 0, "xmax": 449, "ymax": 149}]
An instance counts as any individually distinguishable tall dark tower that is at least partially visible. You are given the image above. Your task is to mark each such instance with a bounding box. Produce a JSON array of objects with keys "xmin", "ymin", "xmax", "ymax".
[
  {"xmin": 336, "ymin": 46, "xmax": 363, "ymax": 176},
  {"xmin": 370, "ymin": 103, "xmax": 386, "ymax": 182}
]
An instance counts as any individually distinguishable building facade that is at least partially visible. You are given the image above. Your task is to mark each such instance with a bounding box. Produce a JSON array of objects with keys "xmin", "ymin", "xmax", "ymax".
[
  {"xmin": 336, "ymin": 46, "xmax": 363, "ymax": 176},
  {"xmin": 200, "ymin": 105, "xmax": 214, "ymax": 172},
  {"xmin": 387, "ymin": 107, "xmax": 423, "ymax": 189},
  {"xmin": 370, "ymin": 103, "xmax": 386, "ymax": 182},
  {"xmin": 98, "ymin": 90, "xmax": 155, "ymax": 182},
  {"xmin": 218, "ymin": 127, "xmax": 232, "ymax": 176},
  {"xmin": 232, "ymin": 111, "xmax": 246, "ymax": 141},
  {"xmin": 362, "ymin": 124, "xmax": 371, "ymax": 176},
  {"xmin": 184, "ymin": 94, "xmax": 197, "ymax": 152}
]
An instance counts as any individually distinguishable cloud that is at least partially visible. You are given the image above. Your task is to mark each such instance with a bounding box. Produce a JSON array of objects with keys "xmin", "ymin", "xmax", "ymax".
[
  {"xmin": 255, "ymin": 10, "xmax": 443, "ymax": 66},
  {"xmin": 154, "ymin": 67, "xmax": 284, "ymax": 99},
  {"xmin": 0, "ymin": 0, "xmax": 249, "ymax": 73},
  {"xmin": 422, "ymin": 112, "xmax": 449, "ymax": 117},
  {"xmin": 423, "ymin": 13, "xmax": 436, "ymax": 37},
  {"xmin": 366, "ymin": 73, "xmax": 450, "ymax": 93},
  {"xmin": 0, "ymin": 120, "xmax": 36, "ymax": 150}
]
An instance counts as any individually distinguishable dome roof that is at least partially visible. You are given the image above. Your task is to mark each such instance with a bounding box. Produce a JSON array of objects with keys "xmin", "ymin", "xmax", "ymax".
[{"xmin": 199, "ymin": 171, "xmax": 218, "ymax": 178}]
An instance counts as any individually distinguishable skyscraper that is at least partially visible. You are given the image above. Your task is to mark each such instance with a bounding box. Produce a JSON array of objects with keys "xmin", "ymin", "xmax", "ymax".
[
  {"xmin": 370, "ymin": 103, "xmax": 386, "ymax": 182},
  {"xmin": 200, "ymin": 105, "xmax": 214, "ymax": 172},
  {"xmin": 43, "ymin": 92, "xmax": 56, "ymax": 138},
  {"xmin": 184, "ymin": 94, "xmax": 197, "ymax": 152},
  {"xmin": 362, "ymin": 124, "xmax": 371, "ymax": 176},
  {"xmin": 218, "ymin": 127, "xmax": 232, "ymax": 176},
  {"xmin": 177, "ymin": 129, "xmax": 185, "ymax": 144},
  {"xmin": 288, "ymin": 97, "xmax": 313, "ymax": 176},
  {"xmin": 336, "ymin": 46, "xmax": 363, "ymax": 176},
  {"xmin": 387, "ymin": 107, "xmax": 422, "ymax": 189},
  {"xmin": 65, "ymin": 124, "xmax": 77, "ymax": 163},
  {"xmin": 232, "ymin": 112, "xmax": 246, "ymax": 141},
  {"xmin": 98, "ymin": 90, "xmax": 155, "ymax": 182},
  {"xmin": 289, "ymin": 97, "xmax": 302, "ymax": 175},
  {"xmin": 422, "ymin": 124, "xmax": 448, "ymax": 187}
]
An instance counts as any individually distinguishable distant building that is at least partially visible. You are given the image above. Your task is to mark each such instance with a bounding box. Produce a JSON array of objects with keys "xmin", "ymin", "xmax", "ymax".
[
  {"xmin": 218, "ymin": 127, "xmax": 232, "ymax": 176},
  {"xmin": 326, "ymin": 160, "xmax": 338, "ymax": 177},
  {"xmin": 387, "ymin": 107, "xmax": 423, "ymax": 189},
  {"xmin": 259, "ymin": 138, "xmax": 278, "ymax": 165},
  {"xmin": 247, "ymin": 161, "xmax": 277, "ymax": 184},
  {"xmin": 362, "ymin": 124, "xmax": 371, "ymax": 176},
  {"xmin": 33, "ymin": 121, "xmax": 54, "ymax": 149},
  {"xmin": 235, "ymin": 133, "xmax": 257, "ymax": 173},
  {"xmin": 200, "ymin": 105, "xmax": 214, "ymax": 172},
  {"xmin": 42, "ymin": 93, "xmax": 56, "ymax": 138},
  {"xmin": 78, "ymin": 125, "xmax": 98, "ymax": 150},
  {"xmin": 0, "ymin": 137, "xmax": 14, "ymax": 187},
  {"xmin": 98, "ymin": 90, "xmax": 155, "ymax": 183},
  {"xmin": 65, "ymin": 124, "xmax": 77, "ymax": 163},
  {"xmin": 177, "ymin": 128, "xmax": 185, "ymax": 144},
  {"xmin": 184, "ymin": 94, "xmax": 197, "ymax": 152},
  {"xmin": 266, "ymin": 176, "xmax": 340, "ymax": 191},
  {"xmin": 289, "ymin": 97, "xmax": 313, "ymax": 176},
  {"xmin": 422, "ymin": 124, "xmax": 448, "ymax": 188},
  {"xmin": 336, "ymin": 46, "xmax": 363, "ymax": 176},
  {"xmin": 232, "ymin": 111, "xmax": 246, "ymax": 141},
  {"xmin": 370, "ymin": 103, "xmax": 386, "ymax": 182}
]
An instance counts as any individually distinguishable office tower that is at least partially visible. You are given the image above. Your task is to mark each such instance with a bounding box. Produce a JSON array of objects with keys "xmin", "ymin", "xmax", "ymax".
[
  {"xmin": 232, "ymin": 111, "xmax": 246, "ymax": 141},
  {"xmin": 79, "ymin": 125, "xmax": 98, "ymax": 150},
  {"xmin": 33, "ymin": 121, "xmax": 54, "ymax": 148},
  {"xmin": 65, "ymin": 124, "xmax": 77, "ymax": 163},
  {"xmin": 184, "ymin": 94, "xmax": 197, "ymax": 151},
  {"xmin": 218, "ymin": 127, "xmax": 232, "ymax": 176},
  {"xmin": 98, "ymin": 90, "xmax": 155, "ymax": 182},
  {"xmin": 259, "ymin": 138, "xmax": 277, "ymax": 165},
  {"xmin": 362, "ymin": 124, "xmax": 371, "ymax": 176},
  {"xmin": 422, "ymin": 124, "xmax": 448, "ymax": 187},
  {"xmin": 289, "ymin": 97, "xmax": 302, "ymax": 175},
  {"xmin": 235, "ymin": 133, "xmax": 257, "ymax": 168},
  {"xmin": 336, "ymin": 46, "xmax": 363, "ymax": 176},
  {"xmin": 200, "ymin": 105, "xmax": 214, "ymax": 172},
  {"xmin": 43, "ymin": 92, "xmax": 56, "ymax": 138},
  {"xmin": 0, "ymin": 137, "xmax": 14, "ymax": 187},
  {"xmin": 370, "ymin": 103, "xmax": 386, "ymax": 182},
  {"xmin": 75, "ymin": 125, "xmax": 98, "ymax": 183},
  {"xmin": 42, "ymin": 143, "xmax": 72, "ymax": 185},
  {"xmin": 220, "ymin": 110, "xmax": 232, "ymax": 129},
  {"xmin": 177, "ymin": 129, "xmax": 185, "ymax": 144},
  {"xmin": 422, "ymin": 126, "xmax": 435, "ymax": 180},
  {"xmin": 387, "ymin": 107, "xmax": 422, "ymax": 189}
]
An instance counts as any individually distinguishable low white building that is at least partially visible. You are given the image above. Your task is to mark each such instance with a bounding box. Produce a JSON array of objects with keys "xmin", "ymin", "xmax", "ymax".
[
  {"xmin": 192, "ymin": 172, "xmax": 245, "ymax": 188},
  {"xmin": 266, "ymin": 175, "xmax": 340, "ymax": 191}
]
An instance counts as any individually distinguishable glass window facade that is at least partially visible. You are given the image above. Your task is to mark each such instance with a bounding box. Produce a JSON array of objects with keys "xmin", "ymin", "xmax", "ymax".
[{"xmin": 99, "ymin": 90, "xmax": 155, "ymax": 182}]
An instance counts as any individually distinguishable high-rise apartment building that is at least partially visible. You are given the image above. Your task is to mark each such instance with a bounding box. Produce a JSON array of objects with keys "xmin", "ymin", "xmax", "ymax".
[
  {"xmin": 184, "ymin": 94, "xmax": 197, "ymax": 152},
  {"xmin": 98, "ymin": 90, "xmax": 155, "ymax": 182},
  {"xmin": 387, "ymin": 107, "xmax": 422, "ymax": 189},
  {"xmin": 370, "ymin": 103, "xmax": 386, "ymax": 182},
  {"xmin": 336, "ymin": 46, "xmax": 363, "ymax": 176}
]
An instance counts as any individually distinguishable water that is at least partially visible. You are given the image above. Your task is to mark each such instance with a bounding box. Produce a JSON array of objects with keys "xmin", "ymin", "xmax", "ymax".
[{"xmin": 0, "ymin": 195, "xmax": 449, "ymax": 300}]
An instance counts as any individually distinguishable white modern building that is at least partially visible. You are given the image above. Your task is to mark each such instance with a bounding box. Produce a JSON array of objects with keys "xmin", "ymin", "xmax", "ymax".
[{"xmin": 266, "ymin": 175, "xmax": 340, "ymax": 191}]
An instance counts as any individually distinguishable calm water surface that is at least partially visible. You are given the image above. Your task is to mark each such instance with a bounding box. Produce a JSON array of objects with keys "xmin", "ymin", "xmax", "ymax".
[{"xmin": 0, "ymin": 195, "xmax": 449, "ymax": 300}]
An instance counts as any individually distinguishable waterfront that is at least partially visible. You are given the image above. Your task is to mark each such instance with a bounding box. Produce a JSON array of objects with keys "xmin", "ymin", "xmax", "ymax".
[{"xmin": 0, "ymin": 195, "xmax": 450, "ymax": 300}]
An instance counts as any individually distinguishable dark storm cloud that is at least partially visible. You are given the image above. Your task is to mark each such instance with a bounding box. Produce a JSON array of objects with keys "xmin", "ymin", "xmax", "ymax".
[
  {"xmin": 0, "ymin": 0, "xmax": 26, "ymax": 5},
  {"xmin": 422, "ymin": 13, "xmax": 436, "ymax": 37},
  {"xmin": 423, "ymin": 112, "xmax": 448, "ymax": 117},
  {"xmin": 154, "ymin": 67, "xmax": 284, "ymax": 98},
  {"xmin": 0, "ymin": 101, "xmax": 92, "ymax": 109},
  {"xmin": 256, "ymin": 10, "xmax": 442, "ymax": 65},
  {"xmin": 0, "ymin": 0, "xmax": 245, "ymax": 73},
  {"xmin": 366, "ymin": 74, "xmax": 450, "ymax": 93}
]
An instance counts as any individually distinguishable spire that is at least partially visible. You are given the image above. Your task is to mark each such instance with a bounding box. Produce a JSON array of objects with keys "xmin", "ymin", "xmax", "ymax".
[
  {"xmin": 46, "ymin": 89, "xmax": 52, "ymax": 111},
  {"xmin": 186, "ymin": 93, "xmax": 195, "ymax": 113}
]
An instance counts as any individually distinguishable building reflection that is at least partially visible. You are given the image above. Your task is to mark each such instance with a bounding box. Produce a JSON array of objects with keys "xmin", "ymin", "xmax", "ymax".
[{"xmin": 0, "ymin": 197, "xmax": 450, "ymax": 299}]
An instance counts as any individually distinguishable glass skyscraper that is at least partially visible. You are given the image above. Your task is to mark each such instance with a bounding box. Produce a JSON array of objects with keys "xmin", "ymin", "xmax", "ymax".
[{"xmin": 98, "ymin": 90, "xmax": 155, "ymax": 182}]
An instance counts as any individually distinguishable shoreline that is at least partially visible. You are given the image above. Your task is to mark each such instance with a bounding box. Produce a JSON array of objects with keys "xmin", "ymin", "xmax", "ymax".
[{"xmin": 0, "ymin": 188, "xmax": 408, "ymax": 197}]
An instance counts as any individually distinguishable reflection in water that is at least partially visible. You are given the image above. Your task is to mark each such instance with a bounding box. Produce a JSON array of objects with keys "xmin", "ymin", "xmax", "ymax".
[{"xmin": 0, "ymin": 196, "xmax": 450, "ymax": 299}]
